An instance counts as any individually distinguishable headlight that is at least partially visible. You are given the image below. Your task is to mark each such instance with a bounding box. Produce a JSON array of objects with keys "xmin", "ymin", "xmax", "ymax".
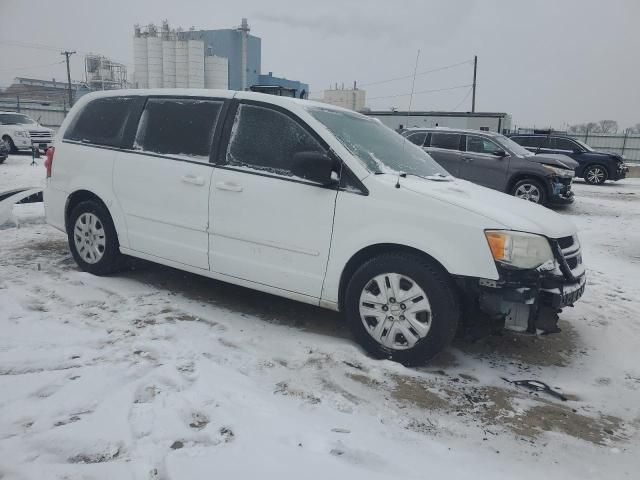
[
  {"xmin": 543, "ymin": 164, "xmax": 574, "ymax": 177},
  {"xmin": 485, "ymin": 230, "xmax": 554, "ymax": 269},
  {"xmin": 14, "ymin": 130, "xmax": 29, "ymax": 137}
]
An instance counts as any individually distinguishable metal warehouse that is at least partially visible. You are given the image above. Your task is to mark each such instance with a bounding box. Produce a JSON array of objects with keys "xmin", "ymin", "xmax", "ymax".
[{"xmin": 365, "ymin": 111, "xmax": 512, "ymax": 133}]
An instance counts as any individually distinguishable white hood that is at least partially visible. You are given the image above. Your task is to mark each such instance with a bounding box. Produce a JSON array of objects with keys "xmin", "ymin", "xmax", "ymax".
[{"xmin": 399, "ymin": 176, "xmax": 577, "ymax": 239}]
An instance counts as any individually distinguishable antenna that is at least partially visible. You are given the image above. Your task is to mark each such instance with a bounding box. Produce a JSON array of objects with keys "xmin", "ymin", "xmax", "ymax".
[
  {"xmin": 396, "ymin": 49, "xmax": 420, "ymax": 189},
  {"xmin": 405, "ymin": 49, "xmax": 421, "ymax": 128}
]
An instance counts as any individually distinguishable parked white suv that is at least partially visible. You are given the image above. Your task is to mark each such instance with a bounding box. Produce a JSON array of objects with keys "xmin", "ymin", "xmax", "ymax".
[
  {"xmin": 0, "ymin": 111, "xmax": 54, "ymax": 153},
  {"xmin": 44, "ymin": 89, "xmax": 586, "ymax": 364}
]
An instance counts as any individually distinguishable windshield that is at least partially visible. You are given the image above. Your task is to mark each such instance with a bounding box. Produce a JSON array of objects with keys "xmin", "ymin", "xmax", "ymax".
[
  {"xmin": 307, "ymin": 107, "xmax": 449, "ymax": 178},
  {"xmin": 494, "ymin": 134, "xmax": 534, "ymax": 157},
  {"xmin": 0, "ymin": 113, "xmax": 36, "ymax": 125},
  {"xmin": 573, "ymin": 138, "xmax": 594, "ymax": 152}
]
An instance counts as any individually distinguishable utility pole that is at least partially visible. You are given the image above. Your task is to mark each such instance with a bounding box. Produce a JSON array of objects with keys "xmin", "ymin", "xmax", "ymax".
[
  {"xmin": 61, "ymin": 50, "xmax": 76, "ymax": 107},
  {"xmin": 471, "ymin": 55, "xmax": 477, "ymax": 113}
]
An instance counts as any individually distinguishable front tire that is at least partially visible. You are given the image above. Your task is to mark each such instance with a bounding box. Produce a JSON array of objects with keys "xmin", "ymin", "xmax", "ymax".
[
  {"xmin": 67, "ymin": 200, "xmax": 123, "ymax": 275},
  {"xmin": 2, "ymin": 136, "xmax": 16, "ymax": 154},
  {"xmin": 583, "ymin": 164, "xmax": 608, "ymax": 185},
  {"xmin": 511, "ymin": 178, "xmax": 546, "ymax": 204},
  {"xmin": 344, "ymin": 252, "xmax": 460, "ymax": 365}
]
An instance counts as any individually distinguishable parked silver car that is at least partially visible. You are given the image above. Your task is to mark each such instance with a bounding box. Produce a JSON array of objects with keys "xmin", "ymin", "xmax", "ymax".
[{"xmin": 402, "ymin": 127, "xmax": 577, "ymax": 206}]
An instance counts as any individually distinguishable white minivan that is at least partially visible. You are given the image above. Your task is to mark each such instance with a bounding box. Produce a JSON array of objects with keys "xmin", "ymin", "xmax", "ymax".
[{"xmin": 44, "ymin": 89, "xmax": 586, "ymax": 364}]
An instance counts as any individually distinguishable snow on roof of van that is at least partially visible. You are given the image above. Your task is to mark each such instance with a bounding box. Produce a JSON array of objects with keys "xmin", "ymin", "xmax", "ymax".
[{"xmin": 79, "ymin": 88, "xmax": 353, "ymax": 115}]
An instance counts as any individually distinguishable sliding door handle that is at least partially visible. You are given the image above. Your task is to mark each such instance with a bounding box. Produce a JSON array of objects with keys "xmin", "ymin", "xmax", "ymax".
[
  {"xmin": 181, "ymin": 174, "xmax": 205, "ymax": 186},
  {"xmin": 215, "ymin": 181, "xmax": 243, "ymax": 192}
]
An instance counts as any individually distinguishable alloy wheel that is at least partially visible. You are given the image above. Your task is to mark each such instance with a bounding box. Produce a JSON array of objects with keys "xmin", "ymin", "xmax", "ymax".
[
  {"xmin": 586, "ymin": 166, "xmax": 606, "ymax": 184},
  {"xmin": 514, "ymin": 183, "xmax": 541, "ymax": 203}
]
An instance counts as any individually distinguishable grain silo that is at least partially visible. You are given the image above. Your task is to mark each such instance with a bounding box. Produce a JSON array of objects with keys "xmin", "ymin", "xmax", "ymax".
[
  {"xmin": 146, "ymin": 31, "xmax": 163, "ymax": 89},
  {"xmin": 133, "ymin": 25, "xmax": 148, "ymax": 88},
  {"xmin": 175, "ymin": 40, "xmax": 189, "ymax": 88},
  {"xmin": 187, "ymin": 39, "xmax": 205, "ymax": 88},
  {"xmin": 205, "ymin": 56, "xmax": 229, "ymax": 89}
]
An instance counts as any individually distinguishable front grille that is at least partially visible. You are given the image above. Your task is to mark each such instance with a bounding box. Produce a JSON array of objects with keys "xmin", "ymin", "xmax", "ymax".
[
  {"xmin": 554, "ymin": 235, "xmax": 584, "ymax": 280},
  {"xmin": 557, "ymin": 236, "xmax": 574, "ymax": 249},
  {"xmin": 28, "ymin": 130, "xmax": 52, "ymax": 140}
]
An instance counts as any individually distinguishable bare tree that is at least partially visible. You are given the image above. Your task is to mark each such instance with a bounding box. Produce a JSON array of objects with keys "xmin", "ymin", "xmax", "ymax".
[
  {"xmin": 597, "ymin": 120, "xmax": 618, "ymax": 133},
  {"xmin": 568, "ymin": 123, "xmax": 589, "ymax": 133}
]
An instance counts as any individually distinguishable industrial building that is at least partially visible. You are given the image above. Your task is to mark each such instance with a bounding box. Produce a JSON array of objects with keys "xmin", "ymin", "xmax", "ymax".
[
  {"xmin": 319, "ymin": 84, "xmax": 366, "ymax": 111},
  {"xmin": 133, "ymin": 19, "xmax": 309, "ymax": 97},
  {"xmin": 133, "ymin": 22, "xmax": 229, "ymax": 90},
  {"xmin": 0, "ymin": 77, "xmax": 91, "ymax": 106},
  {"xmin": 84, "ymin": 55, "xmax": 128, "ymax": 91},
  {"xmin": 365, "ymin": 110, "xmax": 512, "ymax": 133}
]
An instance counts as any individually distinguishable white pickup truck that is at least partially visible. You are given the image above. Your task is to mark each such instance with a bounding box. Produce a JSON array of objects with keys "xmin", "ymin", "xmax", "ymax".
[{"xmin": 1, "ymin": 111, "xmax": 54, "ymax": 153}]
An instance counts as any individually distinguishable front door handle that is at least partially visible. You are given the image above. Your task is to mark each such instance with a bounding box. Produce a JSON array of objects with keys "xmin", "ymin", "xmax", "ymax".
[
  {"xmin": 463, "ymin": 156, "xmax": 474, "ymax": 162},
  {"xmin": 181, "ymin": 174, "xmax": 205, "ymax": 186},
  {"xmin": 215, "ymin": 181, "xmax": 243, "ymax": 192}
]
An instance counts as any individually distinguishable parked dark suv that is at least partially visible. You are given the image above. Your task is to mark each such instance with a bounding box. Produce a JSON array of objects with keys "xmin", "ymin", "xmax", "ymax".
[
  {"xmin": 508, "ymin": 134, "xmax": 628, "ymax": 185},
  {"xmin": 402, "ymin": 128, "xmax": 576, "ymax": 206}
]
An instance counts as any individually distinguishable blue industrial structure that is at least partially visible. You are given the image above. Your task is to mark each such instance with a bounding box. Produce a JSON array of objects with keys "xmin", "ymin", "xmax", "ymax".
[
  {"xmin": 179, "ymin": 19, "xmax": 308, "ymax": 97},
  {"xmin": 179, "ymin": 28, "xmax": 261, "ymax": 91},
  {"xmin": 256, "ymin": 72, "xmax": 309, "ymax": 99}
]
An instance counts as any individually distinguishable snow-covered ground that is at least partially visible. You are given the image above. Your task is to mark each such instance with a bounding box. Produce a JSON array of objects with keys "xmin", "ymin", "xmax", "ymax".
[{"xmin": 1, "ymin": 154, "xmax": 639, "ymax": 479}]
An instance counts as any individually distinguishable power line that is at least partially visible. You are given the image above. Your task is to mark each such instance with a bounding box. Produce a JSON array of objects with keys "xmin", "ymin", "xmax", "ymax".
[
  {"xmin": 0, "ymin": 39, "xmax": 129, "ymax": 66},
  {"xmin": 368, "ymin": 84, "xmax": 473, "ymax": 101},
  {"xmin": 359, "ymin": 59, "xmax": 473, "ymax": 88},
  {"xmin": 0, "ymin": 60, "xmax": 65, "ymax": 73},
  {"xmin": 452, "ymin": 87, "xmax": 473, "ymax": 111}
]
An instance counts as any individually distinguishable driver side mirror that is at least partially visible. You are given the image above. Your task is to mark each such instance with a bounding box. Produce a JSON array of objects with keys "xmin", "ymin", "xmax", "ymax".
[
  {"xmin": 291, "ymin": 151, "xmax": 339, "ymax": 186},
  {"xmin": 493, "ymin": 149, "xmax": 507, "ymax": 157}
]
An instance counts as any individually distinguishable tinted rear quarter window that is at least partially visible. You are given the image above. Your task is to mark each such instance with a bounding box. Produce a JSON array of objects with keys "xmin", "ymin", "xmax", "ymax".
[
  {"xmin": 134, "ymin": 98, "xmax": 223, "ymax": 160},
  {"xmin": 64, "ymin": 96, "xmax": 140, "ymax": 147},
  {"xmin": 429, "ymin": 133, "xmax": 461, "ymax": 151}
]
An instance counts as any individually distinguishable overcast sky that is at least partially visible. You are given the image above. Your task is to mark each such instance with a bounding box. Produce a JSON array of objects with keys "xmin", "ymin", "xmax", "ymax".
[{"xmin": 1, "ymin": 0, "xmax": 639, "ymax": 129}]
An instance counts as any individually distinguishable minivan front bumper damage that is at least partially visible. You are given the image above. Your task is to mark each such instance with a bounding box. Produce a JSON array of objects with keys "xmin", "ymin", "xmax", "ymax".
[{"xmin": 459, "ymin": 237, "xmax": 586, "ymax": 334}]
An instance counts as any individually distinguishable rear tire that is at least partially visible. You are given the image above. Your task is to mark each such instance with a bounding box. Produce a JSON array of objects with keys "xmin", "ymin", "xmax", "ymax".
[
  {"xmin": 511, "ymin": 178, "xmax": 546, "ymax": 204},
  {"xmin": 344, "ymin": 252, "xmax": 460, "ymax": 365},
  {"xmin": 67, "ymin": 200, "xmax": 124, "ymax": 275},
  {"xmin": 583, "ymin": 164, "xmax": 608, "ymax": 185}
]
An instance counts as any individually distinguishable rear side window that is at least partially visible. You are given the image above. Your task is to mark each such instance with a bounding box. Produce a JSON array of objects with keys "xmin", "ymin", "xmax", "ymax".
[
  {"xmin": 64, "ymin": 97, "xmax": 139, "ymax": 147},
  {"xmin": 134, "ymin": 98, "xmax": 223, "ymax": 160},
  {"xmin": 514, "ymin": 136, "xmax": 546, "ymax": 148},
  {"xmin": 225, "ymin": 104, "xmax": 325, "ymax": 178},
  {"xmin": 406, "ymin": 132, "xmax": 427, "ymax": 146},
  {"xmin": 429, "ymin": 133, "xmax": 461, "ymax": 151}
]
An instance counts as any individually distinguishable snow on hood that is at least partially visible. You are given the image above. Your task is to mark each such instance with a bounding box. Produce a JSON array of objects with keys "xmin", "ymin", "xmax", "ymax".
[{"xmin": 399, "ymin": 176, "xmax": 577, "ymax": 239}]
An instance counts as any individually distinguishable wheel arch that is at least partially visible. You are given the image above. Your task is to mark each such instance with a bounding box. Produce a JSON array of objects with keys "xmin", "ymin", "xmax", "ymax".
[
  {"xmin": 64, "ymin": 190, "xmax": 112, "ymax": 232},
  {"xmin": 337, "ymin": 243, "xmax": 451, "ymax": 312},
  {"xmin": 506, "ymin": 173, "xmax": 549, "ymax": 198}
]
